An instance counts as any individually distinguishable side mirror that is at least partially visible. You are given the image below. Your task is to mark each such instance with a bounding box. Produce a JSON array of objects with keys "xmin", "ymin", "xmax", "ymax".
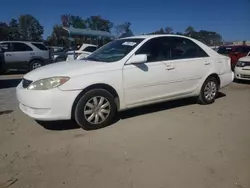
[{"xmin": 127, "ymin": 54, "xmax": 147, "ymax": 64}]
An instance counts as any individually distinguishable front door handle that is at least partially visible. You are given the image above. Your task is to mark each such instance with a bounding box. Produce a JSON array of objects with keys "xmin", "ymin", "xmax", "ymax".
[
  {"xmin": 204, "ymin": 61, "xmax": 211, "ymax": 65},
  {"xmin": 5, "ymin": 54, "xmax": 11, "ymax": 56},
  {"xmin": 165, "ymin": 64, "xmax": 175, "ymax": 70}
]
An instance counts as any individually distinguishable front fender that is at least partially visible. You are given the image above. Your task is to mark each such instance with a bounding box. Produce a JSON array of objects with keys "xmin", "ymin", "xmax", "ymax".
[{"xmin": 58, "ymin": 70, "xmax": 125, "ymax": 109}]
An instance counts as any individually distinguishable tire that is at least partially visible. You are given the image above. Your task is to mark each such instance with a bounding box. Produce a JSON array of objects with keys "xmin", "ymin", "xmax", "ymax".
[
  {"xmin": 74, "ymin": 89, "xmax": 117, "ymax": 130},
  {"xmin": 198, "ymin": 76, "xmax": 219, "ymax": 105},
  {"xmin": 29, "ymin": 60, "xmax": 43, "ymax": 71}
]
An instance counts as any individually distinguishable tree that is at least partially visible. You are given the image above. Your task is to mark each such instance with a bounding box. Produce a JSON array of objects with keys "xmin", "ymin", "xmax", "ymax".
[
  {"xmin": 86, "ymin": 16, "xmax": 113, "ymax": 32},
  {"xmin": 19, "ymin": 14, "xmax": 44, "ymax": 41},
  {"xmin": 165, "ymin": 27, "xmax": 173, "ymax": 34},
  {"xmin": 47, "ymin": 25, "xmax": 69, "ymax": 46},
  {"xmin": 0, "ymin": 22, "xmax": 10, "ymax": 40},
  {"xmin": 9, "ymin": 19, "xmax": 20, "ymax": 40},
  {"xmin": 61, "ymin": 14, "xmax": 86, "ymax": 29},
  {"xmin": 185, "ymin": 26, "xmax": 195, "ymax": 36},
  {"xmin": 115, "ymin": 22, "xmax": 133, "ymax": 38}
]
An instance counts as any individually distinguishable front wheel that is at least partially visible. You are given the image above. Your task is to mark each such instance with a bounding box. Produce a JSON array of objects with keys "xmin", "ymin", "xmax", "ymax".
[
  {"xmin": 74, "ymin": 89, "xmax": 117, "ymax": 130},
  {"xmin": 198, "ymin": 77, "xmax": 219, "ymax": 105}
]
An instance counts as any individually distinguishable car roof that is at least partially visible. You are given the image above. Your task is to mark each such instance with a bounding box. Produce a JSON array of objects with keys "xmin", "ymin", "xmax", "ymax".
[
  {"xmin": 121, "ymin": 34, "xmax": 194, "ymax": 40},
  {"xmin": 0, "ymin": 41, "xmax": 44, "ymax": 44}
]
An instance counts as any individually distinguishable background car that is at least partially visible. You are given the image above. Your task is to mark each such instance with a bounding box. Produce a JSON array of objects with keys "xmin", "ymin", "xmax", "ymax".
[
  {"xmin": 50, "ymin": 47, "xmax": 69, "ymax": 62},
  {"xmin": 218, "ymin": 45, "xmax": 250, "ymax": 70},
  {"xmin": 0, "ymin": 46, "xmax": 5, "ymax": 74},
  {"xmin": 234, "ymin": 51, "xmax": 250, "ymax": 81},
  {"xmin": 66, "ymin": 43, "xmax": 98, "ymax": 61},
  {"xmin": 17, "ymin": 35, "xmax": 233, "ymax": 130},
  {"xmin": 0, "ymin": 41, "xmax": 52, "ymax": 73}
]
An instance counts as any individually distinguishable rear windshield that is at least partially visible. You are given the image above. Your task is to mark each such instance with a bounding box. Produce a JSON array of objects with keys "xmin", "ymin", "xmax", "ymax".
[
  {"xmin": 217, "ymin": 47, "xmax": 232, "ymax": 54},
  {"xmin": 32, "ymin": 43, "xmax": 48, "ymax": 51}
]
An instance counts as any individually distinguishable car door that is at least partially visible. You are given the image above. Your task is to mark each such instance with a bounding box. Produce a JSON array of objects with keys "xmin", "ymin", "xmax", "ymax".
[
  {"xmin": 160, "ymin": 37, "xmax": 211, "ymax": 95},
  {"xmin": 123, "ymin": 37, "xmax": 173, "ymax": 106},
  {"xmin": 3, "ymin": 42, "xmax": 34, "ymax": 70},
  {"xmin": 1, "ymin": 43, "xmax": 15, "ymax": 65}
]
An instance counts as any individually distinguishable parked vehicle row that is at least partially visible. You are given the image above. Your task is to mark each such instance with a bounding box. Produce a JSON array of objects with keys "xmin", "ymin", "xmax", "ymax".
[
  {"xmin": 16, "ymin": 34, "xmax": 234, "ymax": 130},
  {"xmin": 217, "ymin": 45, "xmax": 250, "ymax": 70},
  {"xmin": 0, "ymin": 41, "xmax": 52, "ymax": 73},
  {"xmin": 0, "ymin": 41, "xmax": 99, "ymax": 74},
  {"xmin": 234, "ymin": 51, "xmax": 250, "ymax": 81},
  {"xmin": 66, "ymin": 43, "xmax": 98, "ymax": 61}
]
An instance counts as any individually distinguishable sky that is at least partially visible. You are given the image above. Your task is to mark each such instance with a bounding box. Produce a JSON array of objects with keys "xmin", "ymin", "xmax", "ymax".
[{"xmin": 1, "ymin": 0, "xmax": 250, "ymax": 41}]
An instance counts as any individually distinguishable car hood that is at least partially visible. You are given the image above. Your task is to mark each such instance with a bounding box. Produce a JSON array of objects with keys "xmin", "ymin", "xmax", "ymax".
[
  {"xmin": 24, "ymin": 60, "xmax": 113, "ymax": 81},
  {"xmin": 239, "ymin": 56, "xmax": 250, "ymax": 62}
]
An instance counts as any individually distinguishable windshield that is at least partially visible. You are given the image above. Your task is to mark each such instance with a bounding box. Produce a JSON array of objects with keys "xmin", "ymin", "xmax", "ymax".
[
  {"xmin": 85, "ymin": 38, "xmax": 144, "ymax": 62},
  {"xmin": 217, "ymin": 47, "xmax": 232, "ymax": 54}
]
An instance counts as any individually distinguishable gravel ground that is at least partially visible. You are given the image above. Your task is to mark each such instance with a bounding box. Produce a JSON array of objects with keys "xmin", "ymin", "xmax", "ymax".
[{"xmin": 0, "ymin": 80, "xmax": 250, "ymax": 188}]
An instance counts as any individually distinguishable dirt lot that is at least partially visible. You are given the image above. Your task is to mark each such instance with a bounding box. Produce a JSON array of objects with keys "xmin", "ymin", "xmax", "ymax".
[{"xmin": 0, "ymin": 77, "xmax": 250, "ymax": 188}]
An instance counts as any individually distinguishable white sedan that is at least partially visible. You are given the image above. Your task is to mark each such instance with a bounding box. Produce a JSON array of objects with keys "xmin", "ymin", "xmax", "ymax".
[
  {"xmin": 66, "ymin": 43, "xmax": 97, "ymax": 61},
  {"xmin": 16, "ymin": 35, "xmax": 234, "ymax": 130},
  {"xmin": 234, "ymin": 52, "xmax": 250, "ymax": 81}
]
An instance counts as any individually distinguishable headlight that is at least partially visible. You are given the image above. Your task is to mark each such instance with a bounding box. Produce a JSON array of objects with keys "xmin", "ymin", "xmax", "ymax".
[
  {"xmin": 236, "ymin": 61, "xmax": 246, "ymax": 67},
  {"xmin": 27, "ymin": 77, "xmax": 70, "ymax": 90}
]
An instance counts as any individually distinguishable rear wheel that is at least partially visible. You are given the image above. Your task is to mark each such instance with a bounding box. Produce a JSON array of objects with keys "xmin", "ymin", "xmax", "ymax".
[
  {"xmin": 74, "ymin": 89, "xmax": 117, "ymax": 130},
  {"xmin": 198, "ymin": 77, "xmax": 219, "ymax": 105}
]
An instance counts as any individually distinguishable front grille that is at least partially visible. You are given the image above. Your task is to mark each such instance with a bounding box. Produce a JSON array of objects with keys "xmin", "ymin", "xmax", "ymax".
[
  {"xmin": 22, "ymin": 79, "xmax": 33, "ymax": 88},
  {"xmin": 241, "ymin": 74, "xmax": 250, "ymax": 79},
  {"xmin": 242, "ymin": 61, "xmax": 250, "ymax": 67}
]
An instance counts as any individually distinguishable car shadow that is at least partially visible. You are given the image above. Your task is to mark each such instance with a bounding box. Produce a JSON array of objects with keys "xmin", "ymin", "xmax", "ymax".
[
  {"xmin": 234, "ymin": 79, "xmax": 250, "ymax": 85},
  {"xmin": 0, "ymin": 110, "xmax": 13, "ymax": 116},
  {"xmin": 0, "ymin": 79, "xmax": 22, "ymax": 89},
  {"xmin": 37, "ymin": 92, "xmax": 226, "ymax": 131},
  {"xmin": 36, "ymin": 120, "xmax": 80, "ymax": 131}
]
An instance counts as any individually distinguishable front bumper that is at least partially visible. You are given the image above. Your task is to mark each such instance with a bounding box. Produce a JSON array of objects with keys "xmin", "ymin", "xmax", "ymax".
[
  {"xmin": 16, "ymin": 82, "xmax": 81, "ymax": 120},
  {"xmin": 234, "ymin": 67, "xmax": 250, "ymax": 80}
]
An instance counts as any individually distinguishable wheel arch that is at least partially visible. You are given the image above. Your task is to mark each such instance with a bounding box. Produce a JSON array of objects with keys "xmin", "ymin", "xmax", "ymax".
[
  {"xmin": 71, "ymin": 83, "xmax": 120, "ymax": 119},
  {"xmin": 207, "ymin": 73, "xmax": 221, "ymax": 87}
]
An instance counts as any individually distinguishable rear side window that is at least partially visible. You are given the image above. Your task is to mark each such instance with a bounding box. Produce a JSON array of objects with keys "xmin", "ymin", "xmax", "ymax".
[
  {"xmin": 32, "ymin": 43, "xmax": 48, "ymax": 51},
  {"xmin": 12, "ymin": 42, "xmax": 33, "ymax": 52},
  {"xmin": 169, "ymin": 37, "xmax": 209, "ymax": 60},
  {"xmin": 83, "ymin": 46, "xmax": 97, "ymax": 53}
]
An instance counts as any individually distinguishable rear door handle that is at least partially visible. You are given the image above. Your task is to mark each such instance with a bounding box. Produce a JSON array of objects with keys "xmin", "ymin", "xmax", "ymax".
[
  {"xmin": 204, "ymin": 61, "xmax": 211, "ymax": 65},
  {"xmin": 6, "ymin": 54, "xmax": 11, "ymax": 56}
]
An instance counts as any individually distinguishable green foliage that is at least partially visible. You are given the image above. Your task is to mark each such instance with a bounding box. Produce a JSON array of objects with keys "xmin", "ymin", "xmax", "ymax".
[
  {"xmin": 150, "ymin": 26, "xmax": 222, "ymax": 45},
  {"xmin": 19, "ymin": 14, "xmax": 44, "ymax": 41},
  {"xmin": 0, "ymin": 22, "xmax": 9, "ymax": 40},
  {"xmin": 1, "ymin": 14, "xmax": 223, "ymax": 47},
  {"xmin": 115, "ymin": 22, "xmax": 133, "ymax": 38}
]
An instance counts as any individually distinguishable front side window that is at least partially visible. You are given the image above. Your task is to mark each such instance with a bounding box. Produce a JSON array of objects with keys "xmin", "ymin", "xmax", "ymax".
[
  {"xmin": 12, "ymin": 42, "xmax": 33, "ymax": 52},
  {"xmin": 169, "ymin": 37, "xmax": 209, "ymax": 60},
  {"xmin": 86, "ymin": 38, "xmax": 144, "ymax": 62},
  {"xmin": 135, "ymin": 37, "xmax": 171, "ymax": 62}
]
